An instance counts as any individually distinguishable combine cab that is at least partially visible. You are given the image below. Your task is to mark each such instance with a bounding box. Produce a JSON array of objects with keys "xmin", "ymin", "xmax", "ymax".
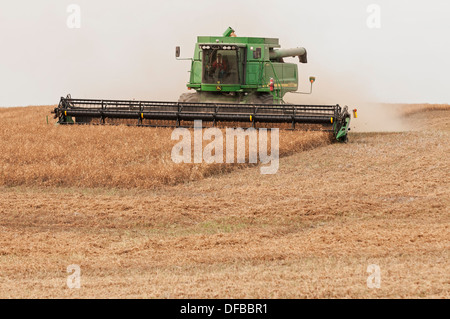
[
  {"xmin": 53, "ymin": 27, "xmax": 355, "ymax": 142},
  {"xmin": 177, "ymin": 26, "xmax": 308, "ymax": 105}
]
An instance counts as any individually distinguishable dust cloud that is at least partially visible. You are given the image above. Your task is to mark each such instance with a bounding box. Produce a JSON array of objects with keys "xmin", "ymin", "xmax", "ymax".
[
  {"xmin": 349, "ymin": 103, "xmax": 407, "ymax": 132},
  {"xmin": 284, "ymin": 66, "xmax": 408, "ymax": 133}
]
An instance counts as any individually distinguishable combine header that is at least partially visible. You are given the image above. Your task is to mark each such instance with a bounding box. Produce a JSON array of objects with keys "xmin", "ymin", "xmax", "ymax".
[
  {"xmin": 53, "ymin": 27, "xmax": 355, "ymax": 142},
  {"xmin": 54, "ymin": 97, "xmax": 351, "ymax": 142}
]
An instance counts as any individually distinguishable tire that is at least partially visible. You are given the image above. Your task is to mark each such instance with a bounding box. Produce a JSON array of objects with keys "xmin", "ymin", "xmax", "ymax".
[
  {"xmin": 178, "ymin": 92, "xmax": 201, "ymax": 112},
  {"xmin": 178, "ymin": 92, "xmax": 199, "ymax": 103},
  {"xmin": 250, "ymin": 93, "xmax": 273, "ymax": 105}
]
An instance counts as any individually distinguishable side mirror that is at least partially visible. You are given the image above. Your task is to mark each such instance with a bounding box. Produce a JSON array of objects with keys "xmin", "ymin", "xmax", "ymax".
[
  {"xmin": 175, "ymin": 46, "xmax": 192, "ymax": 61},
  {"xmin": 309, "ymin": 76, "xmax": 316, "ymax": 83}
]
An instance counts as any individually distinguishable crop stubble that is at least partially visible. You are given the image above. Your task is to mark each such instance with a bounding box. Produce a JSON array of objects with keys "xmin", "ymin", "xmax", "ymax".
[{"xmin": 0, "ymin": 104, "xmax": 448, "ymax": 298}]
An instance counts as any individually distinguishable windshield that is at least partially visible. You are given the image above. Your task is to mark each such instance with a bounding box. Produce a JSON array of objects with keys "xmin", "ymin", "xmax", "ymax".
[{"xmin": 202, "ymin": 49, "xmax": 239, "ymax": 85}]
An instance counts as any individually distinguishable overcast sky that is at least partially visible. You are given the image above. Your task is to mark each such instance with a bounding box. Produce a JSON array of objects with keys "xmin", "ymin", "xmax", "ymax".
[{"xmin": 0, "ymin": 0, "xmax": 449, "ymax": 107}]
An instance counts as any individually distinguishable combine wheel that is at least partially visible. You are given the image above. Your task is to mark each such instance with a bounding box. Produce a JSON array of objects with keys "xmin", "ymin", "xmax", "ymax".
[
  {"xmin": 253, "ymin": 93, "xmax": 274, "ymax": 104},
  {"xmin": 178, "ymin": 93, "xmax": 199, "ymax": 103},
  {"xmin": 178, "ymin": 92, "xmax": 201, "ymax": 112}
]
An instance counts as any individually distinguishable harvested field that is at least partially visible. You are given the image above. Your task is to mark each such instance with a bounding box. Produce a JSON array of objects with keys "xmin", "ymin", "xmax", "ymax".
[
  {"xmin": 399, "ymin": 104, "xmax": 450, "ymax": 117},
  {"xmin": 0, "ymin": 104, "xmax": 449, "ymax": 298}
]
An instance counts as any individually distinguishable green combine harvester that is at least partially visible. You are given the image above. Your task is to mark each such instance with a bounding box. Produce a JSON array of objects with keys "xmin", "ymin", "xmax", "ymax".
[{"xmin": 53, "ymin": 27, "xmax": 355, "ymax": 142}]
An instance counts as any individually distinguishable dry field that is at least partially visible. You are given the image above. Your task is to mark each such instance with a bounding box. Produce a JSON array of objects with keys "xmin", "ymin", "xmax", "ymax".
[
  {"xmin": 0, "ymin": 106, "xmax": 330, "ymax": 188},
  {"xmin": 0, "ymin": 104, "xmax": 449, "ymax": 298}
]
